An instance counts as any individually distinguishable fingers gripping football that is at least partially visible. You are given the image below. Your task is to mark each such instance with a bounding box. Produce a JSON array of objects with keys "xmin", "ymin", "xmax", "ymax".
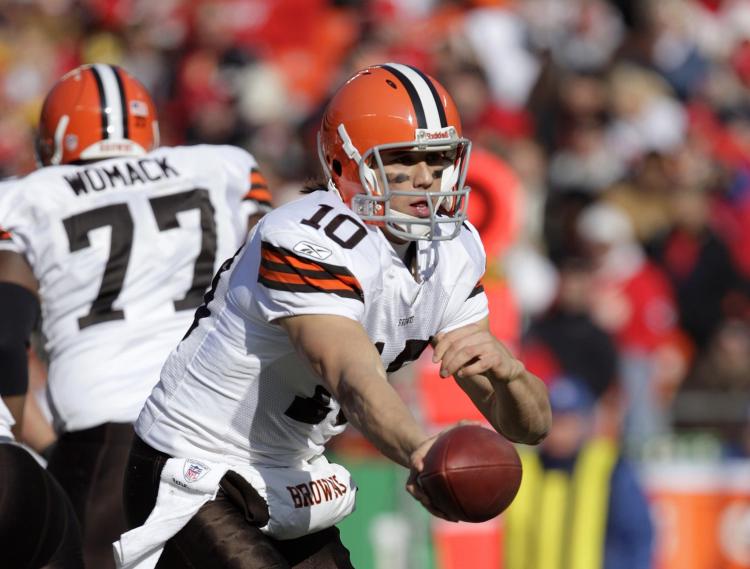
[{"xmin": 432, "ymin": 324, "xmax": 525, "ymax": 383}]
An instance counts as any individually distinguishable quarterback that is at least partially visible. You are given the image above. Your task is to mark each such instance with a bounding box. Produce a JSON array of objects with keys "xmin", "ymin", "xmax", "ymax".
[
  {"xmin": 119, "ymin": 63, "xmax": 551, "ymax": 568},
  {"xmin": 0, "ymin": 64, "xmax": 271, "ymax": 568}
]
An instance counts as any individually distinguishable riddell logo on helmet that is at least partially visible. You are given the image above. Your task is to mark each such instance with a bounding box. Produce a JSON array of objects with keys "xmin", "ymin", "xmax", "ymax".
[
  {"xmin": 99, "ymin": 142, "xmax": 136, "ymax": 153},
  {"xmin": 416, "ymin": 127, "xmax": 456, "ymax": 144}
]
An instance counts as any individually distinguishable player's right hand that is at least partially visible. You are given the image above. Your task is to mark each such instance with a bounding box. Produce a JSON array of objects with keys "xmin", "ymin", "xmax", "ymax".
[{"xmin": 406, "ymin": 433, "xmax": 459, "ymax": 521}]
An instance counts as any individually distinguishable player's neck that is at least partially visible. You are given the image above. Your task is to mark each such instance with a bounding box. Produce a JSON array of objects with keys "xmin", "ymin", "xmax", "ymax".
[{"xmin": 390, "ymin": 240, "xmax": 419, "ymax": 280}]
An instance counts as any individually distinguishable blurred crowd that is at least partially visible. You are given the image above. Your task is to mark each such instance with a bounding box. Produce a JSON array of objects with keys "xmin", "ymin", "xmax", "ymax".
[{"xmin": 3, "ymin": 0, "xmax": 750, "ymax": 461}]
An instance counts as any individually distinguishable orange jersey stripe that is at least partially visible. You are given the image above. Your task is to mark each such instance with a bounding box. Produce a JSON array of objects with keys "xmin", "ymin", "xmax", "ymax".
[
  {"xmin": 258, "ymin": 241, "xmax": 364, "ymax": 301},
  {"xmin": 244, "ymin": 188, "xmax": 272, "ymax": 204},
  {"xmin": 260, "ymin": 252, "xmax": 361, "ymax": 289},
  {"xmin": 258, "ymin": 266, "xmax": 357, "ymax": 292},
  {"xmin": 249, "ymin": 170, "xmax": 268, "ymax": 187}
]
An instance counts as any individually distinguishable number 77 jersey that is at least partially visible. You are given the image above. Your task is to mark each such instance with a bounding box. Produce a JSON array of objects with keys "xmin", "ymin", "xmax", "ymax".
[
  {"xmin": 0, "ymin": 144, "xmax": 270, "ymax": 432},
  {"xmin": 136, "ymin": 189, "xmax": 489, "ymax": 467}
]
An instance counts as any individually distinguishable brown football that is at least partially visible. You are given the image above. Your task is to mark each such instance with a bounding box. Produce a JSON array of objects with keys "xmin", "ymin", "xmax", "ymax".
[{"xmin": 417, "ymin": 425, "xmax": 522, "ymax": 522}]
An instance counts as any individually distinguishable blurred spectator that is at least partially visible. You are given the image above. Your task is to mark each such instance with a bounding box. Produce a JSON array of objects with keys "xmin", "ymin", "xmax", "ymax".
[
  {"xmin": 504, "ymin": 376, "xmax": 654, "ymax": 569},
  {"xmin": 672, "ymin": 318, "xmax": 750, "ymax": 456},
  {"xmin": 522, "ymin": 257, "xmax": 619, "ymax": 401},
  {"xmin": 606, "ymin": 63, "xmax": 687, "ymax": 163},
  {"xmin": 650, "ymin": 185, "xmax": 747, "ymax": 350},
  {"xmin": 577, "ymin": 201, "xmax": 687, "ymax": 450}
]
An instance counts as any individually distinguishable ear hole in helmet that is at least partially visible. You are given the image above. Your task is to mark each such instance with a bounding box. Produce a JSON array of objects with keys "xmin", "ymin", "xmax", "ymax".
[
  {"xmin": 386, "ymin": 79, "xmax": 397, "ymax": 90},
  {"xmin": 332, "ymin": 159, "xmax": 342, "ymax": 176}
]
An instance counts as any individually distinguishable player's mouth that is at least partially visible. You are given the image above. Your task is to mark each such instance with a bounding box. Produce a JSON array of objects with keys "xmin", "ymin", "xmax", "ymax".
[{"xmin": 409, "ymin": 200, "xmax": 430, "ymax": 217}]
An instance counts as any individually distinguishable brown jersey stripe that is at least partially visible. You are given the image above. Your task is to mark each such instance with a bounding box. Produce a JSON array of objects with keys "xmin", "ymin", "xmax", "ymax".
[
  {"xmin": 259, "ymin": 262, "xmax": 362, "ymax": 291},
  {"xmin": 258, "ymin": 275, "xmax": 363, "ymax": 300},
  {"xmin": 259, "ymin": 266, "xmax": 359, "ymax": 293},
  {"xmin": 468, "ymin": 280, "xmax": 485, "ymax": 299},
  {"xmin": 260, "ymin": 257, "xmax": 353, "ymax": 281}
]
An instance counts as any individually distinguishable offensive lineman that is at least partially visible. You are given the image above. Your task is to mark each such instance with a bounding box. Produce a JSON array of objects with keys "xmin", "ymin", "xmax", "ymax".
[
  {"xmin": 0, "ymin": 64, "xmax": 271, "ymax": 568},
  {"xmin": 120, "ymin": 64, "xmax": 551, "ymax": 568}
]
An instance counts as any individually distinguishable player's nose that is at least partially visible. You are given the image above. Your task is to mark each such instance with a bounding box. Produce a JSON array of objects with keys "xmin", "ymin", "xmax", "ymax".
[{"xmin": 412, "ymin": 161, "xmax": 433, "ymax": 189}]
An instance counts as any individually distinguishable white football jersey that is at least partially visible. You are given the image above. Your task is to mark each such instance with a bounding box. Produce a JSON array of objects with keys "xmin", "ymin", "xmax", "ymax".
[
  {"xmin": 137, "ymin": 190, "xmax": 489, "ymax": 468},
  {"xmin": 0, "ymin": 398, "xmax": 14, "ymax": 439},
  {"xmin": 0, "ymin": 145, "xmax": 270, "ymax": 431}
]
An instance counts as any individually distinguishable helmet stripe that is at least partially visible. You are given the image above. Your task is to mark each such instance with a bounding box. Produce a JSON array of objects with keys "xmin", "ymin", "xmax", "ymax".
[
  {"xmin": 381, "ymin": 64, "xmax": 426, "ymax": 129},
  {"xmin": 111, "ymin": 66, "xmax": 130, "ymax": 139},
  {"xmin": 89, "ymin": 66, "xmax": 108, "ymax": 140},
  {"xmin": 382, "ymin": 63, "xmax": 443, "ymax": 130},
  {"xmin": 92, "ymin": 64, "xmax": 125, "ymax": 140},
  {"xmin": 407, "ymin": 65, "xmax": 448, "ymax": 128}
]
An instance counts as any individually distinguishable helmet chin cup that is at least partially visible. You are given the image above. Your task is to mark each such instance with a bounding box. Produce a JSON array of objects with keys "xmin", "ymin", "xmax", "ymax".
[{"xmin": 387, "ymin": 209, "xmax": 433, "ymax": 239}]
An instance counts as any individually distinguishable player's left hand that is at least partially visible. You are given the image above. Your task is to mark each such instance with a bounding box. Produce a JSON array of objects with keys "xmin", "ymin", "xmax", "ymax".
[
  {"xmin": 432, "ymin": 323, "xmax": 525, "ymax": 384},
  {"xmin": 405, "ymin": 421, "xmax": 479, "ymax": 522}
]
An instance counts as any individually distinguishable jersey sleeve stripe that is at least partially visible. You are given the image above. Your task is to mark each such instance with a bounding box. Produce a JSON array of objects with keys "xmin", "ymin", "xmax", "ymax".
[
  {"xmin": 0, "ymin": 228, "xmax": 12, "ymax": 241},
  {"xmin": 259, "ymin": 266, "xmax": 359, "ymax": 292},
  {"xmin": 259, "ymin": 241, "xmax": 364, "ymax": 300},
  {"xmin": 244, "ymin": 188, "xmax": 272, "ymax": 206},
  {"xmin": 249, "ymin": 169, "xmax": 268, "ymax": 187},
  {"xmin": 258, "ymin": 274, "xmax": 364, "ymax": 300},
  {"xmin": 260, "ymin": 242, "xmax": 355, "ymax": 277},
  {"xmin": 468, "ymin": 281, "xmax": 484, "ymax": 299},
  {"xmin": 259, "ymin": 258, "xmax": 359, "ymax": 284}
]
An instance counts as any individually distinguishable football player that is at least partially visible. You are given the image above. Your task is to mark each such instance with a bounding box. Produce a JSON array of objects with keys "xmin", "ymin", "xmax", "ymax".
[
  {"xmin": 120, "ymin": 64, "xmax": 551, "ymax": 568},
  {"xmin": 0, "ymin": 64, "xmax": 272, "ymax": 568},
  {"xmin": 0, "ymin": 400, "xmax": 84, "ymax": 568}
]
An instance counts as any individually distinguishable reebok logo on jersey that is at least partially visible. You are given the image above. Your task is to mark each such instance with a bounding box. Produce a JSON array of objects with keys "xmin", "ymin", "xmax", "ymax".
[
  {"xmin": 183, "ymin": 459, "xmax": 210, "ymax": 483},
  {"xmin": 293, "ymin": 241, "xmax": 332, "ymax": 260}
]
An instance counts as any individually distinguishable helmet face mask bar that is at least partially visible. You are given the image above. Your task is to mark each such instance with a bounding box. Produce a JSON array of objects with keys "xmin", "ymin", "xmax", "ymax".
[
  {"xmin": 352, "ymin": 138, "xmax": 472, "ymax": 242},
  {"xmin": 317, "ymin": 63, "xmax": 474, "ymax": 243}
]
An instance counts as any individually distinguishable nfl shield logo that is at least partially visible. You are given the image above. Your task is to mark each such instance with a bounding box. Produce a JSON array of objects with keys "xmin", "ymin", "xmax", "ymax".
[{"xmin": 183, "ymin": 460, "xmax": 210, "ymax": 483}]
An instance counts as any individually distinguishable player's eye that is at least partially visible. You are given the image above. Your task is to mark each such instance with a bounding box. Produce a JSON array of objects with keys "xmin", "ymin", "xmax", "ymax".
[
  {"xmin": 426, "ymin": 151, "xmax": 454, "ymax": 166},
  {"xmin": 386, "ymin": 172, "xmax": 410, "ymax": 184}
]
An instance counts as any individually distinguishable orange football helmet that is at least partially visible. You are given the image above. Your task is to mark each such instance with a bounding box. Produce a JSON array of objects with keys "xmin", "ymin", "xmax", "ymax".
[
  {"xmin": 36, "ymin": 64, "xmax": 159, "ymax": 166},
  {"xmin": 318, "ymin": 63, "xmax": 471, "ymax": 241}
]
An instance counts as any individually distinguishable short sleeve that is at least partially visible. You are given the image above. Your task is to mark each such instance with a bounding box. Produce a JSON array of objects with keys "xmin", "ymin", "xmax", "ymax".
[
  {"xmin": 250, "ymin": 226, "xmax": 367, "ymax": 324},
  {"xmin": 438, "ymin": 222, "xmax": 489, "ymax": 333},
  {"xmin": 0, "ymin": 182, "xmax": 28, "ymax": 256},
  {"xmin": 439, "ymin": 277, "xmax": 489, "ymax": 333},
  {"xmin": 213, "ymin": 145, "xmax": 273, "ymax": 219}
]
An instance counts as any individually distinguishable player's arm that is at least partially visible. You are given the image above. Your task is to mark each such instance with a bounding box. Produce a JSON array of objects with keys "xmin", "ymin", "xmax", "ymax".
[
  {"xmin": 280, "ymin": 313, "xmax": 428, "ymax": 468},
  {"xmin": 432, "ymin": 317, "xmax": 551, "ymax": 444},
  {"xmin": 0, "ymin": 251, "xmax": 41, "ymax": 437}
]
